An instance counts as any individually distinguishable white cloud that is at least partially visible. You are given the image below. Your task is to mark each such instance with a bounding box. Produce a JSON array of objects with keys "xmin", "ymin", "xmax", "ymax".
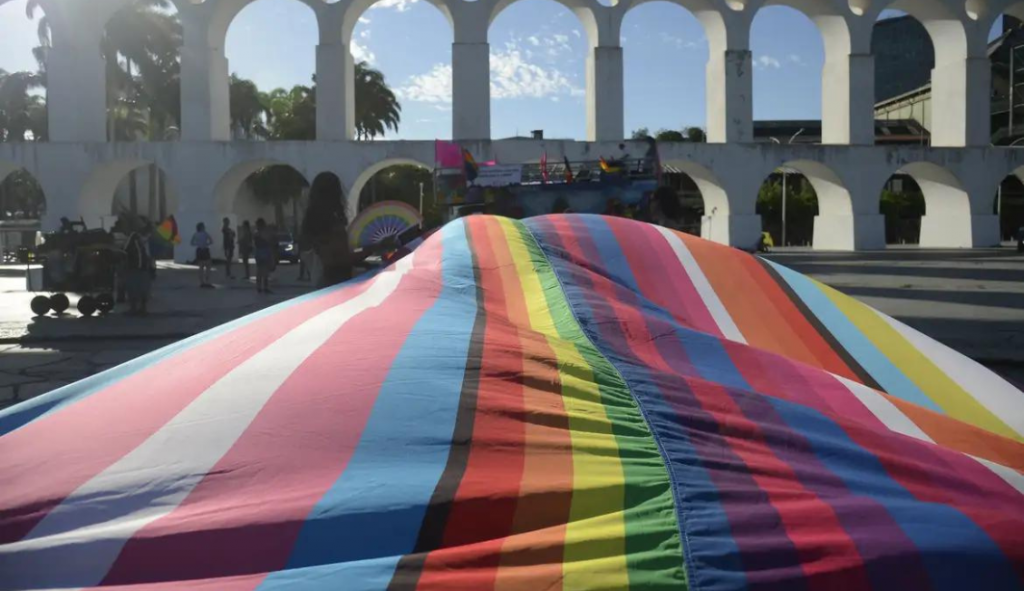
[
  {"xmin": 396, "ymin": 63, "xmax": 452, "ymax": 103},
  {"xmin": 553, "ymin": 33, "xmax": 569, "ymax": 44},
  {"xmin": 528, "ymin": 36, "xmax": 541, "ymax": 46},
  {"xmin": 396, "ymin": 38, "xmax": 583, "ymax": 105},
  {"xmin": 490, "ymin": 45, "xmax": 583, "ymax": 99},
  {"xmin": 788, "ymin": 53, "xmax": 805, "ymax": 66},
  {"xmin": 358, "ymin": 16, "xmax": 371, "ymax": 24},
  {"xmin": 370, "ymin": 0, "xmax": 418, "ymax": 12},
  {"xmin": 572, "ymin": 30, "xmax": 581, "ymax": 38},
  {"xmin": 351, "ymin": 40, "xmax": 376, "ymax": 65},
  {"xmin": 359, "ymin": 29, "xmax": 371, "ymax": 39},
  {"xmin": 755, "ymin": 55, "xmax": 781, "ymax": 69}
]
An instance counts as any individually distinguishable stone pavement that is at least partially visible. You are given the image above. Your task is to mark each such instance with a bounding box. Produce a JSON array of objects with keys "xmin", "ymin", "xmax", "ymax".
[
  {"xmin": 1, "ymin": 247, "xmax": 1022, "ymax": 411},
  {"xmin": 764, "ymin": 247, "xmax": 1024, "ymax": 389}
]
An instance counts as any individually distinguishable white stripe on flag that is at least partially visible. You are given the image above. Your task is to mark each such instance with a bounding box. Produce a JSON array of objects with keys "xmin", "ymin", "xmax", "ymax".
[
  {"xmin": 653, "ymin": 226, "xmax": 747, "ymax": 344},
  {"xmin": 834, "ymin": 375, "xmax": 934, "ymax": 442},
  {"xmin": 0, "ymin": 254, "xmax": 417, "ymax": 591},
  {"xmin": 870, "ymin": 308, "xmax": 1024, "ymax": 440},
  {"xmin": 836, "ymin": 374, "xmax": 1024, "ymax": 498},
  {"xmin": 971, "ymin": 456, "xmax": 1024, "ymax": 496}
]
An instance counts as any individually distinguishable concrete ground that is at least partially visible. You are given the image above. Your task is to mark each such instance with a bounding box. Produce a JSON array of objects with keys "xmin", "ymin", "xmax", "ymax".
[
  {"xmin": 1, "ymin": 246, "xmax": 1022, "ymax": 410},
  {"xmin": 763, "ymin": 246, "xmax": 1024, "ymax": 389}
]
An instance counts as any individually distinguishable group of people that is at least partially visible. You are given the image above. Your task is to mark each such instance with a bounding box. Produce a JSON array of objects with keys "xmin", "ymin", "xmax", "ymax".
[
  {"xmin": 188, "ymin": 172, "xmax": 356, "ymax": 293},
  {"xmin": 190, "ymin": 217, "xmax": 276, "ymax": 293}
]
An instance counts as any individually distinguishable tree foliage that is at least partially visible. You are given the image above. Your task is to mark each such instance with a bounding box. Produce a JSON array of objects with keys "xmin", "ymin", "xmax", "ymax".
[{"xmin": 630, "ymin": 127, "xmax": 705, "ymax": 142}]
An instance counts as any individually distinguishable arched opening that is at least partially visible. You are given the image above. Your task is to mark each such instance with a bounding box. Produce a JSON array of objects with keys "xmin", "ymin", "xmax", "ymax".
[
  {"xmin": 103, "ymin": 0, "xmax": 183, "ymax": 142},
  {"xmin": 658, "ymin": 164, "xmax": 708, "ymax": 235},
  {"xmin": 0, "ymin": 163, "xmax": 45, "ymax": 261},
  {"xmin": 756, "ymin": 166, "xmax": 819, "ymax": 248},
  {"xmin": 0, "ymin": 160, "xmax": 46, "ymax": 221},
  {"xmin": 660, "ymin": 159, "xmax": 730, "ymax": 242},
  {"xmin": 995, "ymin": 170, "xmax": 1024, "ymax": 243},
  {"xmin": 225, "ymin": 0, "xmax": 318, "ymax": 140},
  {"xmin": 488, "ymin": 0, "xmax": 588, "ymax": 140},
  {"xmin": 871, "ymin": 5, "xmax": 975, "ymax": 147},
  {"xmin": 356, "ymin": 162, "xmax": 435, "ymax": 224},
  {"xmin": 78, "ymin": 160, "xmax": 180, "ymax": 257},
  {"xmin": 215, "ymin": 161, "xmax": 311, "ymax": 238},
  {"xmin": 0, "ymin": 0, "xmax": 48, "ymax": 142},
  {"xmin": 622, "ymin": 1, "xmax": 708, "ymax": 142},
  {"xmin": 347, "ymin": 0, "xmax": 452, "ymax": 140},
  {"xmin": 750, "ymin": 5, "xmax": 827, "ymax": 129},
  {"xmin": 878, "ymin": 162, "xmax": 975, "ymax": 247}
]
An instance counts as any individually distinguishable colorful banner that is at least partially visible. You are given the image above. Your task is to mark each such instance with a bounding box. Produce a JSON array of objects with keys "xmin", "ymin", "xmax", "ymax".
[{"xmin": 1, "ymin": 215, "xmax": 1022, "ymax": 590}]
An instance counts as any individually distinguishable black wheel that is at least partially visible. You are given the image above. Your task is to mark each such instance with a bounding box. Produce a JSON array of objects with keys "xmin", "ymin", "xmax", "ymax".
[
  {"xmin": 96, "ymin": 293, "xmax": 115, "ymax": 314},
  {"xmin": 30, "ymin": 295, "xmax": 51, "ymax": 317},
  {"xmin": 50, "ymin": 293, "xmax": 70, "ymax": 314},
  {"xmin": 77, "ymin": 295, "xmax": 97, "ymax": 317}
]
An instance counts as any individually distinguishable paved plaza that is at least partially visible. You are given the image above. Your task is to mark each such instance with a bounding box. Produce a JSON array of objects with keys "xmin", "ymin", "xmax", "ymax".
[{"xmin": 1, "ymin": 245, "xmax": 1022, "ymax": 410}]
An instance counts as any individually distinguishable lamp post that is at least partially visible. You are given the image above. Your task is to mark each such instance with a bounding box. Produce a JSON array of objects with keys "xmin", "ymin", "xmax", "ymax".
[{"xmin": 769, "ymin": 130, "xmax": 804, "ymax": 247}]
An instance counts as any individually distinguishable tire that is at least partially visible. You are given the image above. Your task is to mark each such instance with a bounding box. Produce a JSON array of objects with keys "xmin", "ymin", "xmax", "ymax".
[
  {"xmin": 96, "ymin": 293, "xmax": 115, "ymax": 314},
  {"xmin": 50, "ymin": 293, "xmax": 70, "ymax": 314},
  {"xmin": 77, "ymin": 295, "xmax": 97, "ymax": 317},
  {"xmin": 30, "ymin": 295, "xmax": 51, "ymax": 317}
]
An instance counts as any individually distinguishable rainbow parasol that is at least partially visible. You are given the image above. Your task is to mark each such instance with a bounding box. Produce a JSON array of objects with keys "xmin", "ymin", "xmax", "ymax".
[{"xmin": 348, "ymin": 201, "xmax": 423, "ymax": 250}]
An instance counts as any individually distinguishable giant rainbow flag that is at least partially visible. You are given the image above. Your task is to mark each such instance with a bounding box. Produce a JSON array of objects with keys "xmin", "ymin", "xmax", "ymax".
[{"xmin": 1, "ymin": 215, "xmax": 1022, "ymax": 590}]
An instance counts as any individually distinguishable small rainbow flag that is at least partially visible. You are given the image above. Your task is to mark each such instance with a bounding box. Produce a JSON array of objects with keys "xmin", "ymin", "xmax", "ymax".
[
  {"xmin": 463, "ymin": 149, "xmax": 479, "ymax": 182},
  {"xmin": 156, "ymin": 216, "xmax": 180, "ymax": 245}
]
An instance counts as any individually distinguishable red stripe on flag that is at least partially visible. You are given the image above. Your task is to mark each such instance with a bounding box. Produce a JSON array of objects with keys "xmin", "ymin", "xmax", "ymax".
[
  {"xmin": 0, "ymin": 280, "xmax": 380, "ymax": 545},
  {"xmin": 100, "ymin": 240, "xmax": 446, "ymax": 588}
]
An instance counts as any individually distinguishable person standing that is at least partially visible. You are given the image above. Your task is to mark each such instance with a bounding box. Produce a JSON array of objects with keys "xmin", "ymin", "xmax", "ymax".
[
  {"xmin": 221, "ymin": 217, "xmax": 236, "ymax": 279},
  {"xmin": 123, "ymin": 222, "xmax": 154, "ymax": 316},
  {"xmin": 253, "ymin": 218, "xmax": 275, "ymax": 294},
  {"xmin": 191, "ymin": 222, "xmax": 214, "ymax": 288},
  {"xmin": 238, "ymin": 220, "xmax": 254, "ymax": 280},
  {"xmin": 301, "ymin": 173, "xmax": 352, "ymax": 288}
]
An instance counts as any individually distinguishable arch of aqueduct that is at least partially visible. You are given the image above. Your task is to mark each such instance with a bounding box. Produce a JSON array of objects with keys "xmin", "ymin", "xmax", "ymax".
[{"xmin": 2, "ymin": 0, "xmax": 1024, "ymax": 258}]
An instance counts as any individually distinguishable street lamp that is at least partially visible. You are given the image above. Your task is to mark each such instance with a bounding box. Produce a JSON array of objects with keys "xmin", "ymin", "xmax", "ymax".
[{"xmin": 770, "ymin": 129, "xmax": 804, "ymax": 247}]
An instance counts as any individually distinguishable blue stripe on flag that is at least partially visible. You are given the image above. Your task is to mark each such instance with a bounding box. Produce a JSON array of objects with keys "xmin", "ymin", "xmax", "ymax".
[{"xmin": 258, "ymin": 221, "xmax": 479, "ymax": 590}]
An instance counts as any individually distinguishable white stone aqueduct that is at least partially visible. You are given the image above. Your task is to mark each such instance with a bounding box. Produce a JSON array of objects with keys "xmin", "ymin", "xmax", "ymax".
[{"xmin": 2, "ymin": 0, "xmax": 1024, "ymax": 257}]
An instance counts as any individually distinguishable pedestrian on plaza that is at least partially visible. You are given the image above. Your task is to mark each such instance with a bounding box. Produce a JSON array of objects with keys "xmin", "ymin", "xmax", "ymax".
[
  {"xmin": 123, "ymin": 222, "xmax": 155, "ymax": 316},
  {"xmin": 191, "ymin": 222, "xmax": 214, "ymax": 288},
  {"xmin": 222, "ymin": 217, "xmax": 236, "ymax": 279},
  {"xmin": 238, "ymin": 220, "xmax": 254, "ymax": 279},
  {"xmin": 301, "ymin": 172, "xmax": 352, "ymax": 287},
  {"xmin": 254, "ymin": 218, "xmax": 275, "ymax": 294}
]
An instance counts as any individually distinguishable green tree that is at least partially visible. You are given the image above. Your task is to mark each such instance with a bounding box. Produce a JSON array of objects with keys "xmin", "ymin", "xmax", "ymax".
[
  {"xmin": 246, "ymin": 165, "xmax": 309, "ymax": 229},
  {"xmin": 654, "ymin": 128, "xmax": 686, "ymax": 142},
  {"xmin": 631, "ymin": 127, "xmax": 652, "ymax": 140},
  {"xmin": 354, "ymin": 62, "xmax": 400, "ymax": 140},
  {"xmin": 229, "ymin": 75, "xmax": 270, "ymax": 139},
  {"xmin": 0, "ymin": 170, "xmax": 46, "ymax": 220},
  {"xmin": 0, "ymin": 69, "xmax": 46, "ymax": 141},
  {"xmin": 686, "ymin": 127, "xmax": 706, "ymax": 142}
]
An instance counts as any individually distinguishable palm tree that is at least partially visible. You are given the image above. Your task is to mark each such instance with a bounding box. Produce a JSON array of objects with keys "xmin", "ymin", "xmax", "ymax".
[
  {"xmin": 354, "ymin": 62, "xmax": 400, "ymax": 140},
  {"xmin": 25, "ymin": 0, "xmax": 50, "ymax": 75},
  {"xmin": 229, "ymin": 75, "xmax": 270, "ymax": 139},
  {"xmin": 0, "ymin": 69, "xmax": 45, "ymax": 142}
]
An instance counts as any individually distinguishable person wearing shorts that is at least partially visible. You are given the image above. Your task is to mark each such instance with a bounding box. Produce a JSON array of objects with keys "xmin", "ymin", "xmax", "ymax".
[{"xmin": 191, "ymin": 222, "xmax": 214, "ymax": 288}]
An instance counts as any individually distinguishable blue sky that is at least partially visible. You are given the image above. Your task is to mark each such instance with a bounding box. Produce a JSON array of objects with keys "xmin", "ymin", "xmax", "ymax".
[{"xmin": 0, "ymin": 0, "xmax": 1003, "ymax": 140}]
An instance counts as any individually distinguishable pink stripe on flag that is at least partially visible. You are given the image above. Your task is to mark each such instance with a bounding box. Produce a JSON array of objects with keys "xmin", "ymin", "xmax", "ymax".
[
  {"xmin": 607, "ymin": 218, "xmax": 723, "ymax": 337},
  {"xmin": 100, "ymin": 239, "xmax": 445, "ymax": 588},
  {"xmin": 0, "ymin": 280, "xmax": 379, "ymax": 545}
]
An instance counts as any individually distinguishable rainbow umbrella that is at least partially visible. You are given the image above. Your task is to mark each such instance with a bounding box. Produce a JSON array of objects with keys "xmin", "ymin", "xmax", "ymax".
[{"xmin": 348, "ymin": 201, "xmax": 423, "ymax": 250}]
